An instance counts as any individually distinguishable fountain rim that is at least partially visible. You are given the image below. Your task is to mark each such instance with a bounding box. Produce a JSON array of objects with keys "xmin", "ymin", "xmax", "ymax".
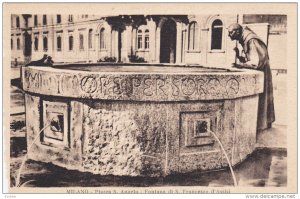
[
  {"xmin": 21, "ymin": 64, "xmax": 264, "ymax": 101},
  {"xmin": 25, "ymin": 64, "xmax": 261, "ymax": 76}
]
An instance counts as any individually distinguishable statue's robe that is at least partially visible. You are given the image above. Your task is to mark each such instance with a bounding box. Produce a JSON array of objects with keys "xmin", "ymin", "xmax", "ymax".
[{"xmin": 239, "ymin": 26, "xmax": 275, "ymax": 130}]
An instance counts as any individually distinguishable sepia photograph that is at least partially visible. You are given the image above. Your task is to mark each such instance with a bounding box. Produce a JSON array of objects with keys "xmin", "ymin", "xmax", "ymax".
[{"xmin": 3, "ymin": 2, "xmax": 297, "ymax": 196}]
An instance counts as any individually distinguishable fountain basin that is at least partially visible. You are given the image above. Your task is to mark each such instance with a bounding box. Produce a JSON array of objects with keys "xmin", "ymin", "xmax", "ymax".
[{"xmin": 22, "ymin": 64, "xmax": 263, "ymax": 177}]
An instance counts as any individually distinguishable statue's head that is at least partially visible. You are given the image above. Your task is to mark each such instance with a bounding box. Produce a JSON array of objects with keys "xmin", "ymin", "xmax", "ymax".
[{"xmin": 228, "ymin": 23, "xmax": 243, "ymax": 41}]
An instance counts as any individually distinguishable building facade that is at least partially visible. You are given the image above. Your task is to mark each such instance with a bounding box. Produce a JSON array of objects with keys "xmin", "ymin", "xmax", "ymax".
[
  {"xmin": 11, "ymin": 14, "xmax": 270, "ymax": 68},
  {"xmin": 243, "ymin": 15, "xmax": 287, "ymax": 70}
]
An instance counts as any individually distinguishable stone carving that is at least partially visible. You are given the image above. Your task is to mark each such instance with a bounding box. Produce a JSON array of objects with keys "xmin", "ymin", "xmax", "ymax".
[
  {"xmin": 207, "ymin": 78, "xmax": 221, "ymax": 96},
  {"xmin": 60, "ymin": 75, "xmax": 79, "ymax": 94},
  {"xmin": 225, "ymin": 78, "xmax": 240, "ymax": 95},
  {"xmin": 196, "ymin": 78, "xmax": 207, "ymax": 96},
  {"xmin": 24, "ymin": 70, "xmax": 40, "ymax": 89},
  {"xmin": 42, "ymin": 75, "xmax": 58, "ymax": 93},
  {"xmin": 80, "ymin": 76, "xmax": 98, "ymax": 93},
  {"xmin": 22, "ymin": 67, "xmax": 264, "ymax": 101},
  {"xmin": 181, "ymin": 78, "xmax": 197, "ymax": 96}
]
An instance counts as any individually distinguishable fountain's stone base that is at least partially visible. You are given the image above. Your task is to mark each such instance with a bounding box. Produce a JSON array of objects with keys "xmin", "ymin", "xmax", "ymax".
[
  {"xmin": 25, "ymin": 94, "xmax": 258, "ymax": 177},
  {"xmin": 23, "ymin": 65, "xmax": 262, "ymax": 177}
]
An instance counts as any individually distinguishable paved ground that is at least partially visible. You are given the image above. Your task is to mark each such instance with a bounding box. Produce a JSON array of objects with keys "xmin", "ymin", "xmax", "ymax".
[
  {"xmin": 10, "ymin": 85, "xmax": 24, "ymax": 115},
  {"xmin": 11, "ymin": 67, "xmax": 21, "ymax": 79},
  {"xmin": 9, "ymin": 146, "xmax": 286, "ymax": 187},
  {"xmin": 272, "ymin": 71, "xmax": 287, "ymax": 126}
]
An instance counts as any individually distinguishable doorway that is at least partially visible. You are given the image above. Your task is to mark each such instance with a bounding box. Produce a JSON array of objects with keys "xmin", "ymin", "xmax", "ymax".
[
  {"xmin": 160, "ymin": 19, "xmax": 177, "ymax": 63},
  {"xmin": 118, "ymin": 29, "xmax": 122, "ymax": 62}
]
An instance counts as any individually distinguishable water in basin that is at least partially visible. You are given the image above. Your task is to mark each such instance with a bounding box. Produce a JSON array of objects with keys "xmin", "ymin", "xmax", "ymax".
[{"xmin": 52, "ymin": 64, "xmax": 238, "ymax": 74}]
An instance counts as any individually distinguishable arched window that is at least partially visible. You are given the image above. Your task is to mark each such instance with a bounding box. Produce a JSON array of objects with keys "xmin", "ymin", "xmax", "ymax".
[
  {"xmin": 79, "ymin": 34, "xmax": 84, "ymax": 50},
  {"xmin": 100, "ymin": 28, "xmax": 105, "ymax": 49},
  {"xmin": 11, "ymin": 39, "xmax": 13, "ymax": 50},
  {"xmin": 34, "ymin": 15, "xmax": 38, "ymax": 26},
  {"xmin": 88, "ymin": 29, "xmax": 93, "ymax": 49},
  {"xmin": 69, "ymin": 35, "xmax": 73, "ymax": 51},
  {"xmin": 57, "ymin": 35, "xmax": 62, "ymax": 51},
  {"xmin": 34, "ymin": 37, "xmax": 38, "ymax": 51},
  {"xmin": 188, "ymin": 22, "xmax": 199, "ymax": 50},
  {"xmin": 16, "ymin": 17, "xmax": 20, "ymax": 28},
  {"xmin": 68, "ymin": 15, "xmax": 73, "ymax": 22},
  {"xmin": 17, "ymin": 38, "xmax": 20, "ymax": 50},
  {"xmin": 137, "ymin": 30, "xmax": 143, "ymax": 49},
  {"xmin": 43, "ymin": 37, "xmax": 48, "ymax": 51},
  {"xmin": 57, "ymin": 15, "xmax": 61, "ymax": 24},
  {"xmin": 43, "ymin": 15, "xmax": 47, "ymax": 25},
  {"xmin": 144, "ymin": 29, "xmax": 149, "ymax": 49},
  {"xmin": 211, "ymin": 19, "xmax": 223, "ymax": 50}
]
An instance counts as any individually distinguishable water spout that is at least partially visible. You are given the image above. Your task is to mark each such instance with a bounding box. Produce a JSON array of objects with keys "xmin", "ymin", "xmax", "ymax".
[
  {"xmin": 15, "ymin": 122, "xmax": 51, "ymax": 187},
  {"xmin": 208, "ymin": 130, "xmax": 238, "ymax": 187}
]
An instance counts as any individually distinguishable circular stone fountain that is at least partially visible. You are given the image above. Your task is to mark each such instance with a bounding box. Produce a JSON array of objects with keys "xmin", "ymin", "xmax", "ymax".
[{"xmin": 22, "ymin": 64, "xmax": 263, "ymax": 177}]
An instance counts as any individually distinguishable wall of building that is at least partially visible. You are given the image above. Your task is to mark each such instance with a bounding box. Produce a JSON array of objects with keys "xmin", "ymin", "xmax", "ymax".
[
  {"xmin": 11, "ymin": 15, "xmax": 26, "ymax": 64},
  {"xmin": 242, "ymin": 14, "xmax": 287, "ymax": 70},
  {"xmin": 11, "ymin": 14, "xmax": 276, "ymax": 69},
  {"xmin": 268, "ymin": 33, "xmax": 287, "ymax": 70}
]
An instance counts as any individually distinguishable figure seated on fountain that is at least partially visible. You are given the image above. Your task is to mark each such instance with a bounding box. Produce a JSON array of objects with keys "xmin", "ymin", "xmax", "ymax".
[
  {"xmin": 25, "ymin": 54, "xmax": 48, "ymax": 66},
  {"xmin": 45, "ymin": 56, "xmax": 54, "ymax": 67}
]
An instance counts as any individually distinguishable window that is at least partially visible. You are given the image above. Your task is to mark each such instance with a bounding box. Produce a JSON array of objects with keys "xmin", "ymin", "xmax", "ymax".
[
  {"xmin": 100, "ymin": 28, "xmax": 105, "ymax": 49},
  {"xmin": 16, "ymin": 17, "xmax": 20, "ymax": 28},
  {"xmin": 68, "ymin": 15, "xmax": 73, "ymax": 22},
  {"xmin": 43, "ymin": 37, "xmax": 48, "ymax": 51},
  {"xmin": 211, "ymin": 19, "xmax": 223, "ymax": 50},
  {"xmin": 34, "ymin": 15, "xmax": 38, "ymax": 26},
  {"xmin": 137, "ymin": 30, "xmax": 142, "ymax": 49},
  {"xmin": 57, "ymin": 36, "xmax": 62, "ymax": 51},
  {"xmin": 79, "ymin": 34, "xmax": 84, "ymax": 50},
  {"xmin": 17, "ymin": 38, "xmax": 20, "ymax": 50},
  {"xmin": 24, "ymin": 18, "xmax": 28, "ymax": 28},
  {"xmin": 57, "ymin": 15, "xmax": 61, "ymax": 24},
  {"xmin": 88, "ymin": 29, "xmax": 93, "ymax": 49},
  {"xmin": 188, "ymin": 22, "xmax": 199, "ymax": 50},
  {"xmin": 144, "ymin": 29, "xmax": 149, "ymax": 49},
  {"xmin": 34, "ymin": 37, "xmax": 38, "ymax": 51},
  {"xmin": 69, "ymin": 35, "xmax": 73, "ymax": 51},
  {"xmin": 43, "ymin": 15, "xmax": 47, "ymax": 25},
  {"xmin": 11, "ymin": 39, "xmax": 13, "ymax": 50}
]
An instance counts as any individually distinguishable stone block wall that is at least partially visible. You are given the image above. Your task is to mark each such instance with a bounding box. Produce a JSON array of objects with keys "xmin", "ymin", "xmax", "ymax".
[{"xmin": 25, "ymin": 94, "xmax": 258, "ymax": 177}]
